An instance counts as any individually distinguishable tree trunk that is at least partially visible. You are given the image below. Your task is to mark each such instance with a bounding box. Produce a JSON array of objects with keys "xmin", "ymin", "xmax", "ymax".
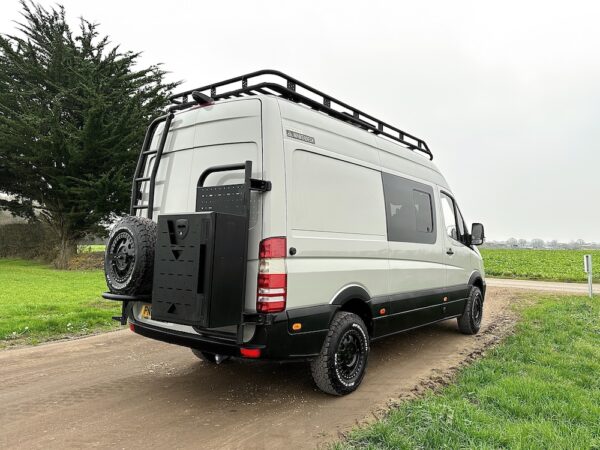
[{"xmin": 54, "ymin": 234, "xmax": 77, "ymax": 269}]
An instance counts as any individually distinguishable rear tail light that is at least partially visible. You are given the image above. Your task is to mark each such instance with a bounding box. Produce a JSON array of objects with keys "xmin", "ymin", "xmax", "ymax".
[
  {"xmin": 259, "ymin": 236, "xmax": 287, "ymax": 259},
  {"xmin": 257, "ymin": 237, "xmax": 287, "ymax": 313}
]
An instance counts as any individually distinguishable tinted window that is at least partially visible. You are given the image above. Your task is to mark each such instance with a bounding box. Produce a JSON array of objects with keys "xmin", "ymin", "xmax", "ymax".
[{"xmin": 382, "ymin": 173, "xmax": 436, "ymax": 244}]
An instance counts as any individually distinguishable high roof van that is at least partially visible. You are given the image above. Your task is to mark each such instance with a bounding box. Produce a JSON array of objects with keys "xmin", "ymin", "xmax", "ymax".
[{"xmin": 103, "ymin": 70, "xmax": 486, "ymax": 395}]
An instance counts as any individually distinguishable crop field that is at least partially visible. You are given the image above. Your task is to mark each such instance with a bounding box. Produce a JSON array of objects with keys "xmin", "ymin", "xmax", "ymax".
[
  {"xmin": 480, "ymin": 249, "xmax": 600, "ymax": 283},
  {"xmin": 0, "ymin": 259, "xmax": 119, "ymax": 347}
]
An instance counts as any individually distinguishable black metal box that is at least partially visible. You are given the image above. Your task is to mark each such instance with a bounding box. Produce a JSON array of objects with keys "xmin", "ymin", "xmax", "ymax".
[{"xmin": 151, "ymin": 212, "xmax": 248, "ymax": 328}]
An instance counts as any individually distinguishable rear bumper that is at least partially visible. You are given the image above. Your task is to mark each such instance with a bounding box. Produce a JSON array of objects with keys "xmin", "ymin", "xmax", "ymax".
[
  {"xmin": 130, "ymin": 320, "xmax": 247, "ymax": 357},
  {"xmin": 128, "ymin": 304, "xmax": 334, "ymax": 360}
]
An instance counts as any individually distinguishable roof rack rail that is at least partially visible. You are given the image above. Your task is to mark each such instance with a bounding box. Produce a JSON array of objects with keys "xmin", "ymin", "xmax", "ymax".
[{"xmin": 169, "ymin": 70, "xmax": 433, "ymax": 160}]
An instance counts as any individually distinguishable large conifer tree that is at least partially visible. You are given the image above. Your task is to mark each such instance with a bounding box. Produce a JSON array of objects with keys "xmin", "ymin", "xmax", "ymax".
[{"xmin": 0, "ymin": 1, "xmax": 178, "ymax": 267}]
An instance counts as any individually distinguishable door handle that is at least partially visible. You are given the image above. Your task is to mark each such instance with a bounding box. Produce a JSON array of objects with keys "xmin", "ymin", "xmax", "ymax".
[{"xmin": 446, "ymin": 248, "xmax": 454, "ymax": 256}]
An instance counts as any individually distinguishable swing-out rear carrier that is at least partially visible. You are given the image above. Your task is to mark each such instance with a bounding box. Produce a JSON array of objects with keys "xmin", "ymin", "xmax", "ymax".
[{"xmin": 151, "ymin": 162, "xmax": 267, "ymax": 335}]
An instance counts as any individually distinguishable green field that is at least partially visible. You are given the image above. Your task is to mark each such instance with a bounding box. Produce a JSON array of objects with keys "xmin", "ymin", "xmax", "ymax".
[
  {"xmin": 337, "ymin": 294, "xmax": 600, "ymax": 449},
  {"xmin": 0, "ymin": 259, "xmax": 120, "ymax": 347},
  {"xmin": 481, "ymin": 248, "xmax": 600, "ymax": 283},
  {"xmin": 77, "ymin": 244, "xmax": 106, "ymax": 253}
]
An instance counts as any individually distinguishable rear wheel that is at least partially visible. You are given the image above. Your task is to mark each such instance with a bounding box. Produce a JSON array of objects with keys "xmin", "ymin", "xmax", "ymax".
[
  {"xmin": 310, "ymin": 311, "xmax": 370, "ymax": 396},
  {"xmin": 191, "ymin": 349, "xmax": 230, "ymax": 365},
  {"xmin": 457, "ymin": 285, "xmax": 484, "ymax": 334}
]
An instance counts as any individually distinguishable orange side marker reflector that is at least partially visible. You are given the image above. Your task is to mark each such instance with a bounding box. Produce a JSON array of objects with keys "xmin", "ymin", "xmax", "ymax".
[
  {"xmin": 379, "ymin": 308, "xmax": 386, "ymax": 315},
  {"xmin": 292, "ymin": 323, "xmax": 302, "ymax": 331},
  {"xmin": 129, "ymin": 323, "xmax": 135, "ymax": 332}
]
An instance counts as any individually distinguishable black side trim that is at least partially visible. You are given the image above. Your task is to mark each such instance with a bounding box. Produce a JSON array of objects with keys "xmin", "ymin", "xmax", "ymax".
[
  {"xmin": 372, "ymin": 314, "xmax": 462, "ymax": 341},
  {"xmin": 369, "ymin": 284, "xmax": 470, "ymax": 338},
  {"xmin": 129, "ymin": 283, "xmax": 476, "ymax": 360},
  {"xmin": 385, "ymin": 284, "xmax": 469, "ymax": 315},
  {"xmin": 286, "ymin": 304, "xmax": 337, "ymax": 357}
]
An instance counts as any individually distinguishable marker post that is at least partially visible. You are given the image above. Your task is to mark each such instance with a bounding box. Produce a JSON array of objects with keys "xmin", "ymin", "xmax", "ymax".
[{"xmin": 584, "ymin": 254, "xmax": 593, "ymax": 298}]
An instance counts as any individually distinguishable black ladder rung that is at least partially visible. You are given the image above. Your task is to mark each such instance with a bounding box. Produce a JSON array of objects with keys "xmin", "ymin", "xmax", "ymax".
[
  {"xmin": 142, "ymin": 150, "xmax": 158, "ymax": 156},
  {"xmin": 132, "ymin": 205, "xmax": 148, "ymax": 210},
  {"xmin": 135, "ymin": 177, "xmax": 151, "ymax": 182}
]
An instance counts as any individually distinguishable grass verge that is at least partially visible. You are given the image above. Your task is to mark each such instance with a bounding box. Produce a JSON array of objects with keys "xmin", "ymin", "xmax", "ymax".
[
  {"xmin": 336, "ymin": 294, "xmax": 600, "ymax": 449},
  {"xmin": 0, "ymin": 258, "xmax": 120, "ymax": 348},
  {"xmin": 77, "ymin": 244, "xmax": 106, "ymax": 253}
]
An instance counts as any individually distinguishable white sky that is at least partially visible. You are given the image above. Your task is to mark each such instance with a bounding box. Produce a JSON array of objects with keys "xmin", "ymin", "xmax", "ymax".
[{"xmin": 2, "ymin": 0, "xmax": 599, "ymax": 242}]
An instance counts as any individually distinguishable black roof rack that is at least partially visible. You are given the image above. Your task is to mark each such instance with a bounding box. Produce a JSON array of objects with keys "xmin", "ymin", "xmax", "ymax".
[{"xmin": 169, "ymin": 70, "xmax": 433, "ymax": 160}]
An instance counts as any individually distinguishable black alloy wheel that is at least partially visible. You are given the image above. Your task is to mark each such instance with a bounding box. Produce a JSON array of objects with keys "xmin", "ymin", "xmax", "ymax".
[
  {"xmin": 108, "ymin": 231, "xmax": 136, "ymax": 284},
  {"xmin": 335, "ymin": 328, "xmax": 366, "ymax": 383}
]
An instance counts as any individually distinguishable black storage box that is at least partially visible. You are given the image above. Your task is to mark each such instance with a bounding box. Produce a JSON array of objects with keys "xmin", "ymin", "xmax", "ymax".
[{"xmin": 151, "ymin": 212, "xmax": 248, "ymax": 328}]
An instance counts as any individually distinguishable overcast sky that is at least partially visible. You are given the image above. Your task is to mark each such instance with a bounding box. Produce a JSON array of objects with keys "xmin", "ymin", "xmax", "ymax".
[{"xmin": 2, "ymin": 0, "xmax": 599, "ymax": 242}]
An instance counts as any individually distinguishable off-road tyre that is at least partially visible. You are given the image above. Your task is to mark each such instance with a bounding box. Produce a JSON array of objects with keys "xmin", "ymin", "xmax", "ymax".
[
  {"xmin": 104, "ymin": 216, "xmax": 156, "ymax": 296},
  {"xmin": 191, "ymin": 349, "xmax": 230, "ymax": 364},
  {"xmin": 310, "ymin": 311, "xmax": 370, "ymax": 396},
  {"xmin": 457, "ymin": 285, "xmax": 484, "ymax": 335}
]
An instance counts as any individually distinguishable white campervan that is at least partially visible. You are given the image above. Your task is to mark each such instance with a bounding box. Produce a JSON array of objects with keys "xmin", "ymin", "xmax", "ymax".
[{"xmin": 103, "ymin": 70, "xmax": 486, "ymax": 395}]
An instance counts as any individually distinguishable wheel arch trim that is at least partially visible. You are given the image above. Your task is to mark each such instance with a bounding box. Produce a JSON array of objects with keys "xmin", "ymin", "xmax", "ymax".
[
  {"xmin": 468, "ymin": 271, "xmax": 486, "ymax": 296},
  {"xmin": 329, "ymin": 284, "xmax": 371, "ymax": 305}
]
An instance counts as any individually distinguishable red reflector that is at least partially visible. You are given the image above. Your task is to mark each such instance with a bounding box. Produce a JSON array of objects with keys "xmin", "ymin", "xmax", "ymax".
[
  {"xmin": 258, "ymin": 273, "xmax": 287, "ymax": 289},
  {"xmin": 259, "ymin": 237, "xmax": 287, "ymax": 259},
  {"xmin": 240, "ymin": 347, "xmax": 261, "ymax": 358},
  {"xmin": 129, "ymin": 323, "xmax": 135, "ymax": 332},
  {"xmin": 257, "ymin": 300, "xmax": 286, "ymax": 313}
]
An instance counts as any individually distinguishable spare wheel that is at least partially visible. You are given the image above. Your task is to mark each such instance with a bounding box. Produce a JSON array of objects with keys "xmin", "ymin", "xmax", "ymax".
[{"xmin": 104, "ymin": 215, "xmax": 157, "ymax": 296}]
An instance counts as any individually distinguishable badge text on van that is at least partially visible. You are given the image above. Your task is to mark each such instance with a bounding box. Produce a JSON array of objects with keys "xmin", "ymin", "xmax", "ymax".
[{"xmin": 286, "ymin": 130, "xmax": 315, "ymax": 144}]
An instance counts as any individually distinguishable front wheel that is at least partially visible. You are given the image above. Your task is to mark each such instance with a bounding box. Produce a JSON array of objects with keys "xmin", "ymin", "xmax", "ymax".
[
  {"xmin": 457, "ymin": 285, "xmax": 484, "ymax": 334},
  {"xmin": 310, "ymin": 311, "xmax": 370, "ymax": 396}
]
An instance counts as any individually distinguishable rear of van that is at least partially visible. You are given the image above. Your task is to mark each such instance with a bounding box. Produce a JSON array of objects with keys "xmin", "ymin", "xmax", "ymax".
[
  {"xmin": 129, "ymin": 98, "xmax": 262, "ymax": 347},
  {"xmin": 126, "ymin": 95, "xmax": 316, "ymax": 360}
]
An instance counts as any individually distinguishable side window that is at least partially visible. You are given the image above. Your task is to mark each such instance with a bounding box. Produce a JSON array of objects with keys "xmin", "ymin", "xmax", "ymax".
[
  {"xmin": 440, "ymin": 193, "xmax": 458, "ymax": 241},
  {"xmin": 382, "ymin": 173, "xmax": 436, "ymax": 244}
]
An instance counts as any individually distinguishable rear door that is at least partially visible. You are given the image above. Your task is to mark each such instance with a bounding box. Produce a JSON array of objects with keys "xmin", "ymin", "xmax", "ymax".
[{"xmin": 144, "ymin": 98, "xmax": 264, "ymax": 314}]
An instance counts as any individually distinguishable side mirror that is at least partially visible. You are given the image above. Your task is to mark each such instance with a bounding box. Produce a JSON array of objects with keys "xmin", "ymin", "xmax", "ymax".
[{"xmin": 471, "ymin": 223, "xmax": 485, "ymax": 246}]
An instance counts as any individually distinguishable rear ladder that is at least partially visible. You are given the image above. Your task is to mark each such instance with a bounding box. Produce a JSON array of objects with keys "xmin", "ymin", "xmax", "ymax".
[{"xmin": 130, "ymin": 112, "xmax": 174, "ymax": 219}]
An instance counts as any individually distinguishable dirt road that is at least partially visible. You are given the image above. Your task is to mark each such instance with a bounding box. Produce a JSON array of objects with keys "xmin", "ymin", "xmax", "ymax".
[
  {"xmin": 487, "ymin": 277, "xmax": 598, "ymax": 294},
  {"xmin": 1, "ymin": 287, "xmax": 523, "ymax": 449}
]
